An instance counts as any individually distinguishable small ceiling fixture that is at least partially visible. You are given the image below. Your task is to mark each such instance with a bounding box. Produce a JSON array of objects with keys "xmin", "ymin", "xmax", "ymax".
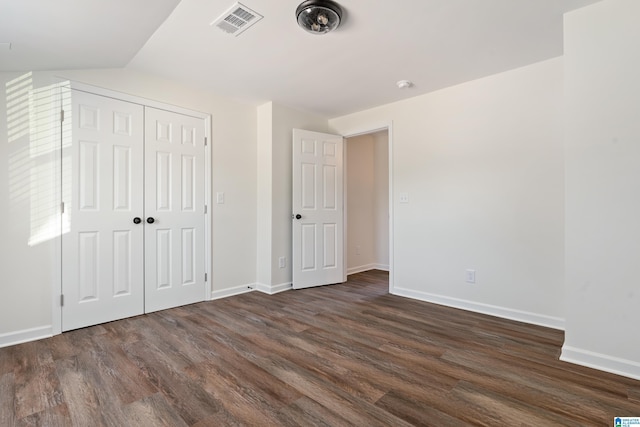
[
  {"xmin": 296, "ymin": 0, "xmax": 342, "ymax": 35},
  {"xmin": 396, "ymin": 80, "xmax": 413, "ymax": 89}
]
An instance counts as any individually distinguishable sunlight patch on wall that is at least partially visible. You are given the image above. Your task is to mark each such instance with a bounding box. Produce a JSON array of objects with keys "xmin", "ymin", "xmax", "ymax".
[
  {"xmin": 28, "ymin": 83, "xmax": 69, "ymax": 246},
  {"xmin": 5, "ymin": 72, "xmax": 71, "ymax": 246},
  {"xmin": 6, "ymin": 72, "xmax": 32, "ymax": 143},
  {"xmin": 59, "ymin": 84, "xmax": 72, "ymax": 245}
]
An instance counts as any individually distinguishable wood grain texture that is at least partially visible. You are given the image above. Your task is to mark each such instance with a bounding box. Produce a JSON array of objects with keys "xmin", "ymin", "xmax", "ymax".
[{"xmin": 0, "ymin": 270, "xmax": 638, "ymax": 426}]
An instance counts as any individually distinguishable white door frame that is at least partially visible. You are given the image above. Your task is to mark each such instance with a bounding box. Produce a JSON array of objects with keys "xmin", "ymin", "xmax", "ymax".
[
  {"xmin": 51, "ymin": 81, "xmax": 212, "ymax": 336},
  {"xmin": 340, "ymin": 122, "xmax": 394, "ymax": 293}
]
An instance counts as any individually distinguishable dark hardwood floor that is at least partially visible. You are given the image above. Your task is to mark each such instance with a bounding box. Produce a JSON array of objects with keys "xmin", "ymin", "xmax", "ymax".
[{"xmin": 1, "ymin": 270, "xmax": 638, "ymax": 426}]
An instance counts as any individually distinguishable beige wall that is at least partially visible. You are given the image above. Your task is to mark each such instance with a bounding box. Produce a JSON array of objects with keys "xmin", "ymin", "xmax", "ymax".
[
  {"xmin": 373, "ymin": 131, "xmax": 390, "ymax": 267},
  {"xmin": 346, "ymin": 131, "xmax": 389, "ymax": 274}
]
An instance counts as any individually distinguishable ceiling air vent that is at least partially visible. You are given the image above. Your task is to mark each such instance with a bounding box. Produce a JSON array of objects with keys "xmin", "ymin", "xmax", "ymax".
[{"xmin": 211, "ymin": 2, "xmax": 263, "ymax": 36}]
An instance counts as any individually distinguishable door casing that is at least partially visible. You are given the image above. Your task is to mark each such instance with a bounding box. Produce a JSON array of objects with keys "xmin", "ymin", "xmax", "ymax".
[{"xmin": 340, "ymin": 122, "xmax": 394, "ymax": 292}]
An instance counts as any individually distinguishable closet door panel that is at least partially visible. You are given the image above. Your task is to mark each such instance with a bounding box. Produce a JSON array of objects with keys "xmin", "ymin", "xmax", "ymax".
[
  {"xmin": 144, "ymin": 107, "xmax": 206, "ymax": 313},
  {"xmin": 62, "ymin": 90, "xmax": 144, "ymax": 331}
]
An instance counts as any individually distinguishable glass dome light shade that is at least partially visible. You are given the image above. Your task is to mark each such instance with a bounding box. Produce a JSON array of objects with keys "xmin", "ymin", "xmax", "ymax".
[{"xmin": 296, "ymin": 0, "xmax": 342, "ymax": 35}]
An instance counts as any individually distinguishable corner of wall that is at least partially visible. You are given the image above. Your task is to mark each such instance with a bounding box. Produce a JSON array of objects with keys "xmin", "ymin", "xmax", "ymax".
[
  {"xmin": 560, "ymin": 345, "xmax": 640, "ymax": 381},
  {"xmin": 255, "ymin": 282, "xmax": 293, "ymax": 295}
]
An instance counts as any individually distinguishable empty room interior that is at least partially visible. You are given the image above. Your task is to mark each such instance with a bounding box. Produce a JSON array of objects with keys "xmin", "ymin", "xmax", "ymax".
[{"xmin": 1, "ymin": 0, "xmax": 640, "ymax": 425}]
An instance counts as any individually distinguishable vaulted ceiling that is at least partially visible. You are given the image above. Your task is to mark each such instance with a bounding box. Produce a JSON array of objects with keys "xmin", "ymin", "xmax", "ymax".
[{"xmin": 0, "ymin": 0, "xmax": 601, "ymax": 117}]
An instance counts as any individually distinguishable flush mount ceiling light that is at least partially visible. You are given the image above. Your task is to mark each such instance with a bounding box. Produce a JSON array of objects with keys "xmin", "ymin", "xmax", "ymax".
[{"xmin": 296, "ymin": 0, "xmax": 342, "ymax": 35}]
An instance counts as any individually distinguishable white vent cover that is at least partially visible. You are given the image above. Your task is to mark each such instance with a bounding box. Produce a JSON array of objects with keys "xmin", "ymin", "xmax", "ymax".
[{"xmin": 211, "ymin": 2, "xmax": 263, "ymax": 36}]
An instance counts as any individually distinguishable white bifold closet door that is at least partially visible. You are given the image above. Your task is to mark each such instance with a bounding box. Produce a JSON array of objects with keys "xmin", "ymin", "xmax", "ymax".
[
  {"xmin": 144, "ymin": 107, "xmax": 205, "ymax": 314},
  {"xmin": 62, "ymin": 91, "xmax": 145, "ymax": 331},
  {"xmin": 62, "ymin": 91, "xmax": 205, "ymax": 331}
]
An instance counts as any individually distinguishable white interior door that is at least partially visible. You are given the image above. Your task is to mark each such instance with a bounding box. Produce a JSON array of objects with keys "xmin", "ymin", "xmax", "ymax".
[
  {"xmin": 292, "ymin": 129, "xmax": 344, "ymax": 289},
  {"xmin": 144, "ymin": 107, "xmax": 206, "ymax": 313},
  {"xmin": 62, "ymin": 90, "xmax": 144, "ymax": 331}
]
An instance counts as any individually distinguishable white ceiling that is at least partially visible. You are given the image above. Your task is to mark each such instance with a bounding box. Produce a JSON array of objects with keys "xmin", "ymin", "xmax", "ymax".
[
  {"xmin": 1, "ymin": 0, "xmax": 600, "ymax": 118},
  {"xmin": 0, "ymin": 0, "xmax": 181, "ymax": 70}
]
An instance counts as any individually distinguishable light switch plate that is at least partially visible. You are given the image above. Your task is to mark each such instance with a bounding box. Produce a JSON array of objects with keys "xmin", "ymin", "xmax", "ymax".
[{"xmin": 465, "ymin": 269, "xmax": 476, "ymax": 284}]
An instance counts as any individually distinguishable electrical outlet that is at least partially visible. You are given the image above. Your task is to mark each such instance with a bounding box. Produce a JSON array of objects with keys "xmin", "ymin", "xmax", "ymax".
[
  {"xmin": 279, "ymin": 257, "xmax": 286, "ymax": 268},
  {"xmin": 356, "ymin": 246, "xmax": 361, "ymax": 255},
  {"xmin": 465, "ymin": 269, "xmax": 476, "ymax": 284},
  {"xmin": 399, "ymin": 192, "xmax": 409, "ymax": 203}
]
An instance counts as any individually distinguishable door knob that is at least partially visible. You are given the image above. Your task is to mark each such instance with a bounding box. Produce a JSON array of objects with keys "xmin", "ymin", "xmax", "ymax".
[
  {"xmin": 295, "ymin": 214, "xmax": 302, "ymax": 220},
  {"xmin": 133, "ymin": 217, "xmax": 142, "ymax": 224},
  {"xmin": 146, "ymin": 217, "xmax": 155, "ymax": 224}
]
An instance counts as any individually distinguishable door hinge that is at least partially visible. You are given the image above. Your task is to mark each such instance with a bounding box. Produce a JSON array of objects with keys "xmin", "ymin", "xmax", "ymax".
[
  {"xmin": 60, "ymin": 202, "xmax": 65, "ymax": 214},
  {"xmin": 205, "ymin": 273, "xmax": 208, "ymax": 282},
  {"xmin": 204, "ymin": 204, "xmax": 207, "ymax": 214},
  {"xmin": 205, "ymin": 137, "xmax": 208, "ymax": 146},
  {"xmin": 60, "ymin": 294, "xmax": 64, "ymax": 306},
  {"xmin": 60, "ymin": 109, "xmax": 65, "ymax": 122}
]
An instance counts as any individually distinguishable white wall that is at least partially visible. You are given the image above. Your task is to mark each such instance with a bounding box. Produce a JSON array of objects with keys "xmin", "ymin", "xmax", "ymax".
[
  {"xmin": 0, "ymin": 68, "xmax": 258, "ymax": 343},
  {"xmin": 256, "ymin": 103, "xmax": 273, "ymax": 288},
  {"xmin": 330, "ymin": 57, "xmax": 566, "ymax": 329},
  {"xmin": 5, "ymin": 1, "xmax": 638, "ymax": 382},
  {"xmin": 256, "ymin": 102, "xmax": 328, "ymax": 291},
  {"xmin": 562, "ymin": 0, "xmax": 640, "ymax": 379},
  {"xmin": 346, "ymin": 131, "xmax": 389, "ymax": 274},
  {"xmin": 0, "ymin": 72, "xmax": 59, "ymax": 342}
]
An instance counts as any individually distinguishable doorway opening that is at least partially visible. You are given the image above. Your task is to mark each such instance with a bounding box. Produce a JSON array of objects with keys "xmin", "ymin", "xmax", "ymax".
[
  {"xmin": 345, "ymin": 129, "xmax": 390, "ymax": 283},
  {"xmin": 291, "ymin": 125, "xmax": 393, "ymax": 293}
]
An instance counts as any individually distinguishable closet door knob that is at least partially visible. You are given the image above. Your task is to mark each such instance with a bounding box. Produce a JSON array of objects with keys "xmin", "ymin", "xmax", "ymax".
[
  {"xmin": 133, "ymin": 217, "xmax": 142, "ymax": 224},
  {"xmin": 146, "ymin": 217, "xmax": 155, "ymax": 224}
]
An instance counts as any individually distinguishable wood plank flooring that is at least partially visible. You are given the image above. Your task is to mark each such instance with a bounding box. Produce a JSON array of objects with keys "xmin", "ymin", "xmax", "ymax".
[{"xmin": 1, "ymin": 270, "xmax": 639, "ymax": 426}]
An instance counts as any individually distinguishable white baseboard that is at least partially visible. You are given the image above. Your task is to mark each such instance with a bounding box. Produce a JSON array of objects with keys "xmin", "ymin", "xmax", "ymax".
[
  {"xmin": 560, "ymin": 345, "xmax": 640, "ymax": 381},
  {"xmin": 255, "ymin": 282, "xmax": 293, "ymax": 295},
  {"xmin": 0, "ymin": 325, "xmax": 53, "ymax": 348},
  {"xmin": 392, "ymin": 286, "xmax": 565, "ymax": 331},
  {"xmin": 347, "ymin": 263, "xmax": 390, "ymax": 275},
  {"xmin": 211, "ymin": 284, "xmax": 255, "ymax": 300}
]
